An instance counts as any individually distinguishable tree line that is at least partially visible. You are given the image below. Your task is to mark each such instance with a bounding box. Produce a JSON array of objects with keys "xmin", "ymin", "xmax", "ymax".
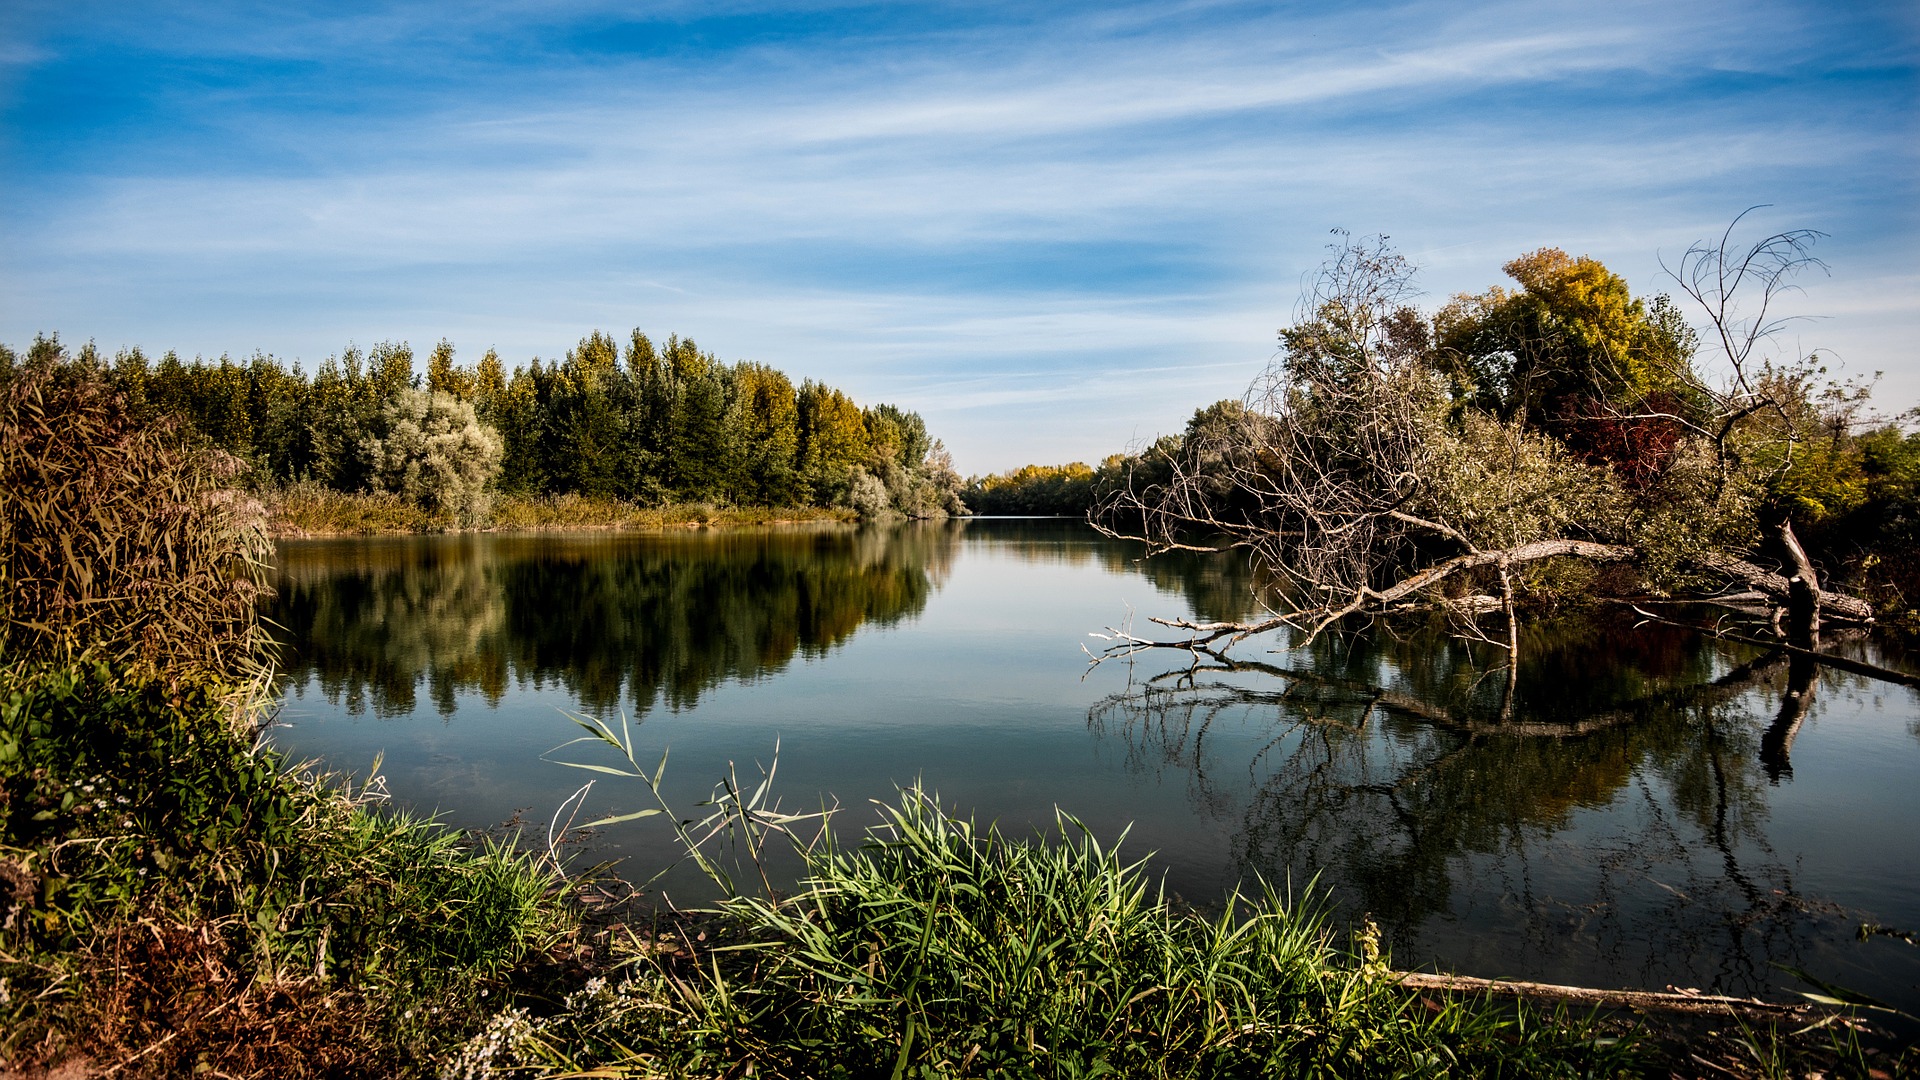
[{"xmin": 2, "ymin": 330, "xmax": 966, "ymax": 522}]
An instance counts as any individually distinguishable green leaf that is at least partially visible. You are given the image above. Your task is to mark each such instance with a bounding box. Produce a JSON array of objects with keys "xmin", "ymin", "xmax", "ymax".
[
  {"xmin": 1772, "ymin": 962, "xmax": 1899, "ymax": 1013},
  {"xmin": 545, "ymin": 760, "xmax": 643, "ymax": 778},
  {"xmin": 579, "ymin": 808, "xmax": 665, "ymax": 827}
]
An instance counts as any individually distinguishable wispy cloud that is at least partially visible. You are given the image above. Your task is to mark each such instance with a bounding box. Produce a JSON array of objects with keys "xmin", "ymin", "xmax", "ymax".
[{"xmin": 2, "ymin": 0, "xmax": 1914, "ymax": 470}]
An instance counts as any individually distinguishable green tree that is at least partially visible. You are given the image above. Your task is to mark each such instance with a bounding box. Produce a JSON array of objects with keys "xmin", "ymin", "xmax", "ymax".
[
  {"xmin": 798, "ymin": 381, "xmax": 868, "ymax": 505},
  {"xmin": 472, "ymin": 348, "xmax": 507, "ymax": 422},
  {"xmin": 308, "ymin": 349, "xmax": 376, "ymax": 491},
  {"xmin": 367, "ymin": 341, "xmax": 417, "ymax": 400},
  {"xmin": 248, "ymin": 352, "xmax": 312, "ymax": 482},
  {"xmin": 552, "ymin": 331, "xmax": 633, "ymax": 498},
  {"xmin": 625, "ymin": 330, "xmax": 672, "ymax": 503},
  {"xmin": 734, "ymin": 362, "xmax": 802, "ymax": 505},
  {"xmin": 665, "ymin": 336, "xmax": 732, "ymax": 502},
  {"xmin": 494, "ymin": 361, "xmax": 549, "ymax": 495},
  {"xmin": 426, "ymin": 339, "xmax": 474, "ymax": 400}
]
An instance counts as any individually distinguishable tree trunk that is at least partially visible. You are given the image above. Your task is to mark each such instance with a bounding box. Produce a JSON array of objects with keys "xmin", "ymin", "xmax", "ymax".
[{"xmin": 1777, "ymin": 520, "xmax": 1822, "ymax": 650}]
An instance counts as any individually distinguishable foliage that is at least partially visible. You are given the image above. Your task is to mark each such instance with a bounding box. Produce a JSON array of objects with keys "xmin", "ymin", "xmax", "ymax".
[
  {"xmin": 1435, "ymin": 247, "xmax": 1702, "ymax": 443},
  {"xmin": 463, "ymin": 788, "xmax": 1633, "ymax": 1079},
  {"xmin": 967, "ymin": 458, "xmax": 1128, "ymax": 516},
  {"xmin": 1420, "ymin": 410, "xmax": 1623, "ymax": 552},
  {"xmin": 1092, "ymin": 225, "xmax": 1890, "ymax": 651},
  {"xmin": 12, "ymin": 328, "xmax": 962, "ymax": 524},
  {"xmin": 1728, "ymin": 362, "xmax": 1874, "ymax": 525},
  {"xmin": 0, "ymin": 663, "xmax": 568, "ymax": 1076},
  {"xmin": 846, "ymin": 465, "xmax": 893, "ymax": 518},
  {"xmin": 0, "ymin": 343, "xmax": 273, "ymax": 695},
  {"xmin": 1830, "ymin": 424, "xmax": 1920, "ymax": 633},
  {"xmin": 363, "ymin": 388, "xmax": 504, "ymax": 526}
]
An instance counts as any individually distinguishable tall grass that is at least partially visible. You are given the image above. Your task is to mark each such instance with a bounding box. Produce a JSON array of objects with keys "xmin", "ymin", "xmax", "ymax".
[
  {"xmin": 267, "ymin": 479, "xmax": 443, "ymax": 535},
  {"xmin": 0, "ymin": 353, "xmax": 272, "ymax": 698},
  {"xmin": 464, "ymin": 786, "xmax": 1632, "ymax": 1079},
  {"xmin": 485, "ymin": 493, "xmax": 852, "ymax": 532}
]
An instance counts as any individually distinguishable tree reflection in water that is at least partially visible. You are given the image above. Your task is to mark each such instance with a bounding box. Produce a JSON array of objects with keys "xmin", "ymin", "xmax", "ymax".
[
  {"xmin": 268, "ymin": 523, "xmax": 960, "ymax": 719},
  {"xmin": 1086, "ymin": 617, "xmax": 1864, "ymax": 999}
]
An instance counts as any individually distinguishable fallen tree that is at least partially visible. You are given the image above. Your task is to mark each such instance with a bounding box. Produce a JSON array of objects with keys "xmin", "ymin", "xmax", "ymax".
[{"xmin": 1093, "ymin": 222, "xmax": 1887, "ymax": 682}]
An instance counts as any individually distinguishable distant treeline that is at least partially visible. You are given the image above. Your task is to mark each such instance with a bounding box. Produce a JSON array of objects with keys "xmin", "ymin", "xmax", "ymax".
[
  {"xmin": 966, "ymin": 460, "xmax": 1119, "ymax": 516},
  {"xmin": 4, "ymin": 331, "xmax": 964, "ymax": 518},
  {"xmin": 965, "ymin": 405, "xmax": 1239, "ymax": 517}
]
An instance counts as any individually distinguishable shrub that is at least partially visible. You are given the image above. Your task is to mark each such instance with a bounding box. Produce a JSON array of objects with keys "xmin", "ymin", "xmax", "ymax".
[
  {"xmin": 847, "ymin": 466, "xmax": 892, "ymax": 519},
  {"xmin": 363, "ymin": 389, "xmax": 503, "ymax": 526}
]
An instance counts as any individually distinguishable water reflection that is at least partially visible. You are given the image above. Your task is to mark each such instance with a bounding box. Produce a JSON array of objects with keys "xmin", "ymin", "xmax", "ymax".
[
  {"xmin": 270, "ymin": 523, "xmax": 961, "ymax": 718},
  {"xmin": 957, "ymin": 518, "xmax": 1260, "ymax": 623},
  {"xmin": 1087, "ymin": 619, "xmax": 1913, "ymax": 1003}
]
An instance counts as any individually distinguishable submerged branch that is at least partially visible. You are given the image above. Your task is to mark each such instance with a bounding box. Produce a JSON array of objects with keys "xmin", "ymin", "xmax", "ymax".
[
  {"xmin": 1102, "ymin": 645, "xmax": 1793, "ymax": 739},
  {"xmin": 1629, "ymin": 606, "xmax": 1920, "ymax": 689}
]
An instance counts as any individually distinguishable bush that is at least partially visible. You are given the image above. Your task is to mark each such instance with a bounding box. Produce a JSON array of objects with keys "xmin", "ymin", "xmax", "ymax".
[
  {"xmin": 847, "ymin": 466, "xmax": 892, "ymax": 519},
  {"xmin": 364, "ymin": 389, "xmax": 503, "ymax": 526}
]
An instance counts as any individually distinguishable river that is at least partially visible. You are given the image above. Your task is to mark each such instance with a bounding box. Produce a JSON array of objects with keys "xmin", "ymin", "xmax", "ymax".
[{"xmin": 265, "ymin": 518, "xmax": 1920, "ymax": 1014}]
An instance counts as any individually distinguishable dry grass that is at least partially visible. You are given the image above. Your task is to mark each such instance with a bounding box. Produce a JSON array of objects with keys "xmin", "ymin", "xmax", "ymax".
[
  {"xmin": 483, "ymin": 493, "xmax": 851, "ymax": 532},
  {"xmin": 27, "ymin": 918, "xmax": 390, "ymax": 1080},
  {"xmin": 0, "ymin": 358, "xmax": 272, "ymax": 693},
  {"xmin": 265, "ymin": 486, "xmax": 852, "ymax": 536}
]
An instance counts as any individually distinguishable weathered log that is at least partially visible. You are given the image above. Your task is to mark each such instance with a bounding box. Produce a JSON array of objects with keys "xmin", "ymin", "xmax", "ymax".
[
  {"xmin": 1696, "ymin": 552, "xmax": 1873, "ymax": 623},
  {"xmin": 1392, "ymin": 970, "xmax": 1823, "ymax": 1019},
  {"xmin": 1778, "ymin": 520, "xmax": 1823, "ymax": 648}
]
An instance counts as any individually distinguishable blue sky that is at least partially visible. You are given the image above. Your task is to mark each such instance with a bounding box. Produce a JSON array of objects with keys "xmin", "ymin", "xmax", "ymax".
[{"xmin": 3, "ymin": 1, "xmax": 1915, "ymax": 472}]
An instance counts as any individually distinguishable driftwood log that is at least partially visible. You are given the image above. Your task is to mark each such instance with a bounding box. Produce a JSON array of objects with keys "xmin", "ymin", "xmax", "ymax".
[{"xmin": 1393, "ymin": 970, "xmax": 1824, "ymax": 1020}]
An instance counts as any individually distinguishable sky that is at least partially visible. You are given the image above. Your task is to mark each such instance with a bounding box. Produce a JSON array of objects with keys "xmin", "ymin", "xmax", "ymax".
[{"xmin": 2, "ymin": 1, "xmax": 1915, "ymax": 474}]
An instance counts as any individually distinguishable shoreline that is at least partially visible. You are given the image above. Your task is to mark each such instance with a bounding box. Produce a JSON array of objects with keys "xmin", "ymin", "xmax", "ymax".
[
  {"xmin": 263, "ymin": 488, "xmax": 863, "ymax": 538},
  {"xmin": 266, "ymin": 513, "xmax": 858, "ymax": 539}
]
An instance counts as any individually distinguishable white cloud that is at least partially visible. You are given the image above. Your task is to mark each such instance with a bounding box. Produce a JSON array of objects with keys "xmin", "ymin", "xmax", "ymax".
[{"xmin": 3, "ymin": 0, "xmax": 1914, "ymax": 470}]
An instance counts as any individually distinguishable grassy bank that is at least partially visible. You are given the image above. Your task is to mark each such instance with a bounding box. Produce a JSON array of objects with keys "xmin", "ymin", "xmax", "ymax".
[
  {"xmin": 462, "ymin": 790, "xmax": 1637, "ymax": 1079},
  {"xmin": 0, "ymin": 664, "xmax": 572, "ymax": 1076},
  {"xmin": 265, "ymin": 483, "xmax": 856, "ymax": 537}
]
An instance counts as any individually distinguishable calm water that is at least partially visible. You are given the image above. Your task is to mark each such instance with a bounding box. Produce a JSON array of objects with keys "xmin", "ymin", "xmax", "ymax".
[{"xmin": 266, "ymin": 519, "xmax": 1920, "ymax": 1013}]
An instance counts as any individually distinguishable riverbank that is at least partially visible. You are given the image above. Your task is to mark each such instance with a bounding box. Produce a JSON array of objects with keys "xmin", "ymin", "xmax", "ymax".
[
  {"xmin": 265, "ymin": 484, "xmax": 858, "ymax": 537},
  {"xmin": 6, "ymin": 686, "xmax": 1904, "ymax": 1079}
]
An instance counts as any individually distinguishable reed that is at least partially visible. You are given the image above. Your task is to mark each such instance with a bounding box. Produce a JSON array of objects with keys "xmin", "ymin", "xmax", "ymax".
[
  {"xmin": 265, "ymin": 478, "xmax": 442, "ymax": 535},
  {"xmin": 475, "ymin": 786, "xmax": 1634, "ymax": 1079},
  {"xmin": 0, "ymin": 355, "xmax": 272, "ymax": 697}
]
